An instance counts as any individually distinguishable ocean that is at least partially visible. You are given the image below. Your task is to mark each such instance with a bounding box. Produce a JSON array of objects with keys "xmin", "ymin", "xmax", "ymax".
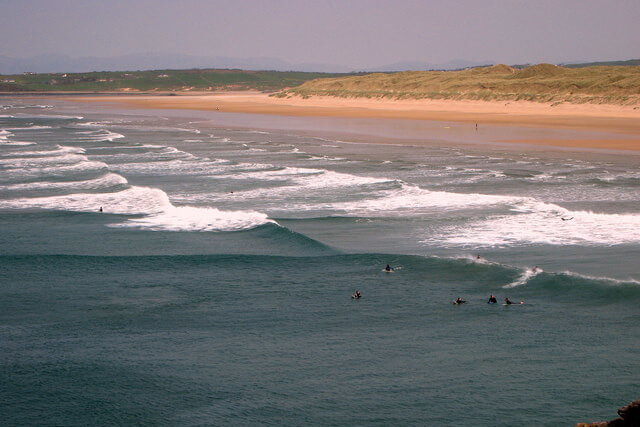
[{"xmin": 1, "ymin": 98, "xmax": 639, "ymax": 426}]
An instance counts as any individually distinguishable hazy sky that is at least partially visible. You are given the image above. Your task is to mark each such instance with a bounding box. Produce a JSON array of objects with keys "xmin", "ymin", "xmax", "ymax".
[{"xmin": 1, "ymin": 0, "xmax": 639, "ymax": 67}]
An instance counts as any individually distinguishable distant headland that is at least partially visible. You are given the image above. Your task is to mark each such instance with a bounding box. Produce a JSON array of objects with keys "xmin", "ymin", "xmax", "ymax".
[{"xmin": 1, "ymin": 61, "xmax": 639, "ymax": 107}]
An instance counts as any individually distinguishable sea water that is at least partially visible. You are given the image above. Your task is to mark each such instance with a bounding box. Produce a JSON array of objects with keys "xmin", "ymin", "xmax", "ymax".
[{"xmin": 1, "ymin": 99, "xmax": 639, "ymax": 426}]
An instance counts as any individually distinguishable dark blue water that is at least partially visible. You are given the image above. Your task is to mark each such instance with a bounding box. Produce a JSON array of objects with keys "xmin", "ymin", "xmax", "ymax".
[{"xmin": 1, "ymin": 100, "xmax": 639, "ymax": 425}]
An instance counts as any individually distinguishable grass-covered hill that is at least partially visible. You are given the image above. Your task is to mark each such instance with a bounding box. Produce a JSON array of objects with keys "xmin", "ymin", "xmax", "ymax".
[
  {"xmin": 278, "ymin": 64, "xmax": 640, "ymax": 105},
  {"xmin": 0, "ymin": 69, "xmax": 359, "ymax": 93}
]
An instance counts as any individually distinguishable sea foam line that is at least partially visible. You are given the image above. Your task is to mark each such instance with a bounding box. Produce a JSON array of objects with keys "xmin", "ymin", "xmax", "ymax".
[
  {"xmin": 503, "ymin": 267, "xmax": 543, "ymax": 288},
  {"xmin": 0, "ymin": 185, "xmax": 272, "ymax": 232}
]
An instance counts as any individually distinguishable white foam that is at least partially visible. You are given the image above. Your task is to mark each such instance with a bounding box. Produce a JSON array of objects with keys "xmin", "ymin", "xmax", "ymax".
[
  {"xmin": 113, "ymin": 205, "xmax": 273, "ymax": 232},
  {"xmin": 14, "ymin": 114, "xmax": 82, "ymax": 120},
  {"xmin": 3, "ymin": 125, "xmax": 53, "ymax": 130},
  {"xmin": 76, "ymin": 129, "xmax": 125, "ymax": 142},
  {"xmin": 557, "ymin": 271, "xmax": 640, "ymax": 286},
  {"xmin": 306, "ymin": 154, "xmax": 346, "ymax": 162},
  {"xmin": 76, "ymin": 121, "xmax": 109, "ymax": 127},
  {"xmin": 327, "ymin": 183, "xmax": 517, "ymax": 215},
  {"xmin": 0, "ymin": 104, "xmax": 52, "ymax": 110},
  {"xmin": 234, "ymin": 168, "xmax": 391, "ymax": 201},
  {"xmin": 234, "ymin": 166, "xmax": 324, "ymax": 181},
  {"xmin": 0, "ymin": 173, "xmax": 128, "ymax": 191},
  {"xmin": 0, "ymin": 145, "xmax": 86, "ymax": 157},
  {"xmin": 438, "ymin": 199, "xmax": 640, "ymax": 247},
  {"xmin": 0, "ymin": 153, "xmax": 88, "ymax": 168},
  {"xmin": 503, "ymin": 267, "xmax": 543, "ymax": 288},
  {"xmin": 1, "ymin": 141, "xmax": 36, "ymax": 146},
  {"xmin": 110, "ymin": 158, "xmax": 230, "ymax": 175},
  {"xmin": 0, "ymin": 185, "xmax": 271, "ymax": 232},
  {"xmin": 0, "ymin": 129, "xmax": 14, "ymax": 142},
  {"xmin": 3, "ymin": 160, "xmax": 108, "ymax": 179},
  {"xmin": 90, "ymin": 146, "xmax": 197, "ymax": 162},
  {"xmin": 0, "ymin": 186, "xmax": 161, "ymax": 214}
]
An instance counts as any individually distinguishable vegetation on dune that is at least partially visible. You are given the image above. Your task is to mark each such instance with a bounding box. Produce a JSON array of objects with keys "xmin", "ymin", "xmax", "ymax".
[
  {"xmin": 0, "ymin": 69, "xmax": 360, "ymax": 93},
  {"xmin": 279, "ymin": 64, "xmax": 640, "ymax": 105}
]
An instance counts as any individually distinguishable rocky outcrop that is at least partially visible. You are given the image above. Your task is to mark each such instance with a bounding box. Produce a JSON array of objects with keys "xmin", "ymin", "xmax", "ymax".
[{"xmin": 576, "ymin": 399, "xmax": 640, "ymax": 426}]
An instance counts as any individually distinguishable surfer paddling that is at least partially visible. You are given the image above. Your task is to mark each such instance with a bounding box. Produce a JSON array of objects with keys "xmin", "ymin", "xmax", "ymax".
[
  {"xmin": 352, "ymin": 290, "xmax": 362, "ymax": 299},
  {"xmin": 384, "ymin": 264, "xmax": 394, "ymax": 272}
]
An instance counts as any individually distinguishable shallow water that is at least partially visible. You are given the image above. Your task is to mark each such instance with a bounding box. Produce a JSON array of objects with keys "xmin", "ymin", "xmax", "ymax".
[{"xmin": 1, "ymin": 99, "xmax": 639, "ymax": 425}]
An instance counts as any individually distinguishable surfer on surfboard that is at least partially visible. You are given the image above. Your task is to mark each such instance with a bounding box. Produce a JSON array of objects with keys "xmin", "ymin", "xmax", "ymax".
[
  {"xmin": 453, "ymin": 297, "xmax": 466, "ymax": 305},
  {"xmin": 384, "ymin": 264, "xmax": 394, "ymax": 272},
  {"xmin": 487, "ymin": 294, "xmax": 497, "ymax": 304}
]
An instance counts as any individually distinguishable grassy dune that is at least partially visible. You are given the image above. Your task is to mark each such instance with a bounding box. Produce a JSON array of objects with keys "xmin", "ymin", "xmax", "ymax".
[{"xmin": 279, "ymin": 64, "xmax": 640, "ymax": 105}]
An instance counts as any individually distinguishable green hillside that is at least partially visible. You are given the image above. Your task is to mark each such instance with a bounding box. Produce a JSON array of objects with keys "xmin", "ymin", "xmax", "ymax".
[
  {"xmin": 277, "ymin": 64, "xmax": 640, "ymax": 105},
  {"xmin": 0, "ymin": 69, "xmax": 359, "ymax": 93},
  {"xmin": 565, "ymin": 59, "xmax": 640, "ymax": 68}
]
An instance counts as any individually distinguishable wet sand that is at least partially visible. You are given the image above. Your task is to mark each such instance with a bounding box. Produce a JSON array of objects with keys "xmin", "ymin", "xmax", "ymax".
[{"xmin": 62, "ymin": 92, "xmax": 640, "ymax": 152}]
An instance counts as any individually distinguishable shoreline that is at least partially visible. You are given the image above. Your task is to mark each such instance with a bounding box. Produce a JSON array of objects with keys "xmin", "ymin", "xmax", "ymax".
[{"xmin": 28, "ymin": 92, "xmax": 640, "ymax": 151}]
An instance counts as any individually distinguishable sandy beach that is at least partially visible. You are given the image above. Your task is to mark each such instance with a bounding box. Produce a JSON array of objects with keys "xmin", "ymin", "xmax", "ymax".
[{"xmin": 65, "ymin": 92, "xmax": 640, "ymax": 151}]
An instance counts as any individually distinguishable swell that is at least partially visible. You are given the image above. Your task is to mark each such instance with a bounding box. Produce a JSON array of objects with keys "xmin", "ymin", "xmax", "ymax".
[{"xmin": 1, "ymin": 252, "xmax": 636, "ymax": 300}]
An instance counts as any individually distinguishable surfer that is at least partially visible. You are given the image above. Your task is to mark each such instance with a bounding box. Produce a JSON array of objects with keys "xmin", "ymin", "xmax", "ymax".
[
  {"xmin": 99, "ymin": 206, "xmax": 103, "ymax": 213},
  {"xmin": 504, "ymin": 297, "xmax": 514, "ymax": 305},
  {"xmin": 561, "ymin": 217, "xmax": 574, "ymax": 221},
  {"xmin": 454, "ymin": 297, "xmax": 466, "ymax": 304},
  {"xmin": 532, "ymin": 266, "xmax": 540, "ymax": 273},
  {"xmin": 352, "ymin": 290, "xmax": 362, "ymax": 299},
  {"xmin": 385, "ymin": 264, "xmax": 394, "ymax": 272},
  {"xmin": 487, "ymin": 294, "xmax": 497, "ymax": 304}
]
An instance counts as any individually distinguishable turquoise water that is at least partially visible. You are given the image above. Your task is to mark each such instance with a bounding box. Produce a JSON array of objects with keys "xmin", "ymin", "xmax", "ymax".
[{"xmin": 1, "ymin": 100, "xmax": 639, "ymax": 425}]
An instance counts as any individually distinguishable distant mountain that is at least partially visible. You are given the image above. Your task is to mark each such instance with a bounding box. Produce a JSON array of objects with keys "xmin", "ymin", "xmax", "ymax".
[
  {"xmin": 0, "ymin": 53, "xmax": 352, "ymax": 74},
  {"xmin": 366, "ymin": 59, "xmax": 495, "ymax": 72},
  {"xmin": 563, "ymin": 59, "xmax": 640, "ymax": 68},
  {"xmin": 2, "ymin": 53, "xmax": 638, "ymax": 75}
]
